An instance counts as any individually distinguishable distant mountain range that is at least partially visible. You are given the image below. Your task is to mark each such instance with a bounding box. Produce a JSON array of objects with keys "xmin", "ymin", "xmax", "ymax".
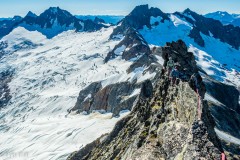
[
  {"xmin": 75, "ymin": 15, "xmax": 124, "ymax": 24},
  {"xmin": 0, "ymin": 7, "xmax": 109, "ymax": 38},
  {"xmin": 0, "ymin": 18, "xmax": 12, "ymax": 21},
  {"xmin": 205, "ymin": 11, "xmax": 240, "ymax": 27}
]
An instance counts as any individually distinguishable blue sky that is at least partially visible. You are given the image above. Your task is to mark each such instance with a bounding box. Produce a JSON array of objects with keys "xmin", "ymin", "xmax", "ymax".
[{"xmin": 0, "ymin": 0, "xmax": 240, "ymax": 17}]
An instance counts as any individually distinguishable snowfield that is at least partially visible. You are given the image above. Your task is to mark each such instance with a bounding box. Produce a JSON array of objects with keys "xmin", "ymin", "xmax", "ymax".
[
  {"xmin": 140, "ymin": 14, "xmax": 240, "ymax": 87},
  {"xmin": 0, "ymin": 27, "xmax": 154, "ymax": 160}
]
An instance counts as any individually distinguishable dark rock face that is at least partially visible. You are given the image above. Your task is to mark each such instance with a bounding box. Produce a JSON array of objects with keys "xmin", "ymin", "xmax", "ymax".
[
  {"xmin": 93, "ymin": 17, "xmax": 105, "ymax": 24},
  {"xmin": 25, "ymin": 11, "xmax": 37, "ymax": 18},
  {"xmin": 82, "ymin": 19, "xmax": 106, "ymax": 32},
  {"xmin": 0, "ymin": 69, "xmax": 14, "ymax": 108},
  {"xmin": 139, "ymin": 79, "xmax": 153, "ymax": 98},
  {"xmin": 71, "ymin": 81, "xmax": 147, "ymax": 116},
  {"xmin": 0, "ymin": 41, "xmax": 8, "ymax": 59},
  {"xmin": 202, "ymin": 75, "xmax": 240, "ymax": 156},
  {"xmin": 71, "ymin": 82, "xmax": 102, "ymax": 113},
  {"xmin": 0, "ymin": 16, "xmax": 22, "ymax": 38},
  {"xmin": 110, "ymin": 4, "xmax": 169, "ymax": 38},
  {"xmin": 189, "ymin": 27, "xmax": 205, "ymax": 47},
  {"xmin": 162, "ymin": 40, "xmax": 198, "ymax": 76},
  {"xmin": 67, "ymin": 40, "xmax": 228, "ymax": 160},
  {"xmin": 105, "ymin": 28, "xmax": 151, "ymax": 62},
  {"xmin": 205, "ymin": 77, "xmax": 239, "ymax": 114},
  {"xmin": 105, "ymin": 27, "xmax": 158, "ymax": 76},
  {"xmin": 181, "ymin": 9, "xmax": 240, "ymax": 49}
]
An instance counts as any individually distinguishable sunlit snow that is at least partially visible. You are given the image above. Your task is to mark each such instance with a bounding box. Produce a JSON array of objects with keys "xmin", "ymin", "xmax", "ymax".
[{"xmin": 0, "ymin": 26, "xmax": 154, "ymax": 160}]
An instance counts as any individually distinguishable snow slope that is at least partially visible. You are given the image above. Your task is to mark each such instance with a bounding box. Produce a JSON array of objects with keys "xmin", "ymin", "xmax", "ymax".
[
  {"xmin": 0, "ymin": 27, "xmax": 154, "ymax": 160},
  {"xmin": 140, "ymin": 14, "xmax": 240, "ymax": 87}
]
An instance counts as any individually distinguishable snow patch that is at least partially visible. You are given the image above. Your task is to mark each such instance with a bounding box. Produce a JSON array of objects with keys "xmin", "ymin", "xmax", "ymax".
[
  {"xmin": 114, "ymin": 45, "xmax": 126, "ymax": 56},
  {"xmin": 150, "ymin": 16, "xmax": 162, "ymax": 25},
  {"xmin": 183, "ymin": 13, "xmax": 196, "ymax": 21},
  {"xmin": 169, "ymin": 14, "xmax": 192, "ymax": 27},
  {"xmin": 84, "ymin": 94, "xmax": 92, "ymax": 102},
  {"xmin": 215, "ymin": 128, "xmax": 240, "ymax": 145},
  {"xmin": 155, "ymin": 55, "xmax": 164, "ymax": 65}
]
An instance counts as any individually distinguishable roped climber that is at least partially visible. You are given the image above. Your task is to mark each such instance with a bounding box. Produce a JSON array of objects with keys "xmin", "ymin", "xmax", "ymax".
[
  {"xmin": 190, "ymin": 72, "xmax": 201, "ymax": 94},
  {"xmin": 170, "ymin": 65, "xmax": 180, "ymax": 85},
  {"xmin": 190, "ymin": 72, "xmax": 203, "ymax": 120}
]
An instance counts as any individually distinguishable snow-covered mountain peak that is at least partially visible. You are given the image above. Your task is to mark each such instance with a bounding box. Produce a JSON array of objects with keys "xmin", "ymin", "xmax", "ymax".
[{"xmin": 205, "ymin": 11, "xmax": 240, "ymax": 27}]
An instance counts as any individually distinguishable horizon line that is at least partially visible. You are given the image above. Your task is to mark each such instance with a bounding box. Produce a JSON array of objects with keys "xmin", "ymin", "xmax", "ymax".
[{"xmin": 1, "ymin": 5, "xmax": 240, "ymax": 18}]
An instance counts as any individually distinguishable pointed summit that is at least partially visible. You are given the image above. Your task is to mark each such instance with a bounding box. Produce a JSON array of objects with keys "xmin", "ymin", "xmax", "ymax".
[
  {"xmin": 40, "ymin": 6, "xmax": 73, "ymax": 18},
  {"xmin": 183, "ymin": 8, "xmax": 195, "ymax": 15},
  {"xmin": 25, "ymin": 11, "xmax": 37, "ymax": 18}
]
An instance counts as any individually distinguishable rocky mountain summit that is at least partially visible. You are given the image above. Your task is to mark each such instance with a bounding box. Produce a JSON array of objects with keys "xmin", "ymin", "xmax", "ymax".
[{"xmin": 68, "ymin": 40, "xmax": 239, "ymax": 160}]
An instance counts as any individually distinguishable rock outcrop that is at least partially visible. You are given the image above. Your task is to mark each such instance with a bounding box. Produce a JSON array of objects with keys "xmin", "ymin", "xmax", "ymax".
[
  {"xmin": 0, "ymin": 69, "xmax": 14, "ymax": 108},
  {"xmin": 0, "ymin": 41, "xmax": 8, "ymax": 59},
  {"xmin": 105, "ymin": 28, "xmax": 151, "ymax": 62},
  {"xmin": 110, "ymin": 4, "xmax": 169, "ymax": 38},
  {"xmin": 71, "ymin": 80, "xmax": 153, "ymax": 117},
  {"xmin": 68, "ymin": 40, "xmax": 237, "ymax": 159},
  {"xmin": 94, "ymin": 17, "xmax": 105, "ymax": 24}
]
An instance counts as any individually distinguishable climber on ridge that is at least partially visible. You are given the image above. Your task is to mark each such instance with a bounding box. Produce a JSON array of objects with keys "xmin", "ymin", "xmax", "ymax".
[
  {"xmin": 190, "ymin": 72, "xmax": 202, "ymax": 94},
  {"xmin": 166, "ymin": 57, "xmax": 174, "ymax": 77},
  {"xmin": 190, "ymin": 72, "xmax": 203, "ymax": 120},
  {"xmin": 170, "ymin": 65, "xmax": 180, "ymax": 85}
]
